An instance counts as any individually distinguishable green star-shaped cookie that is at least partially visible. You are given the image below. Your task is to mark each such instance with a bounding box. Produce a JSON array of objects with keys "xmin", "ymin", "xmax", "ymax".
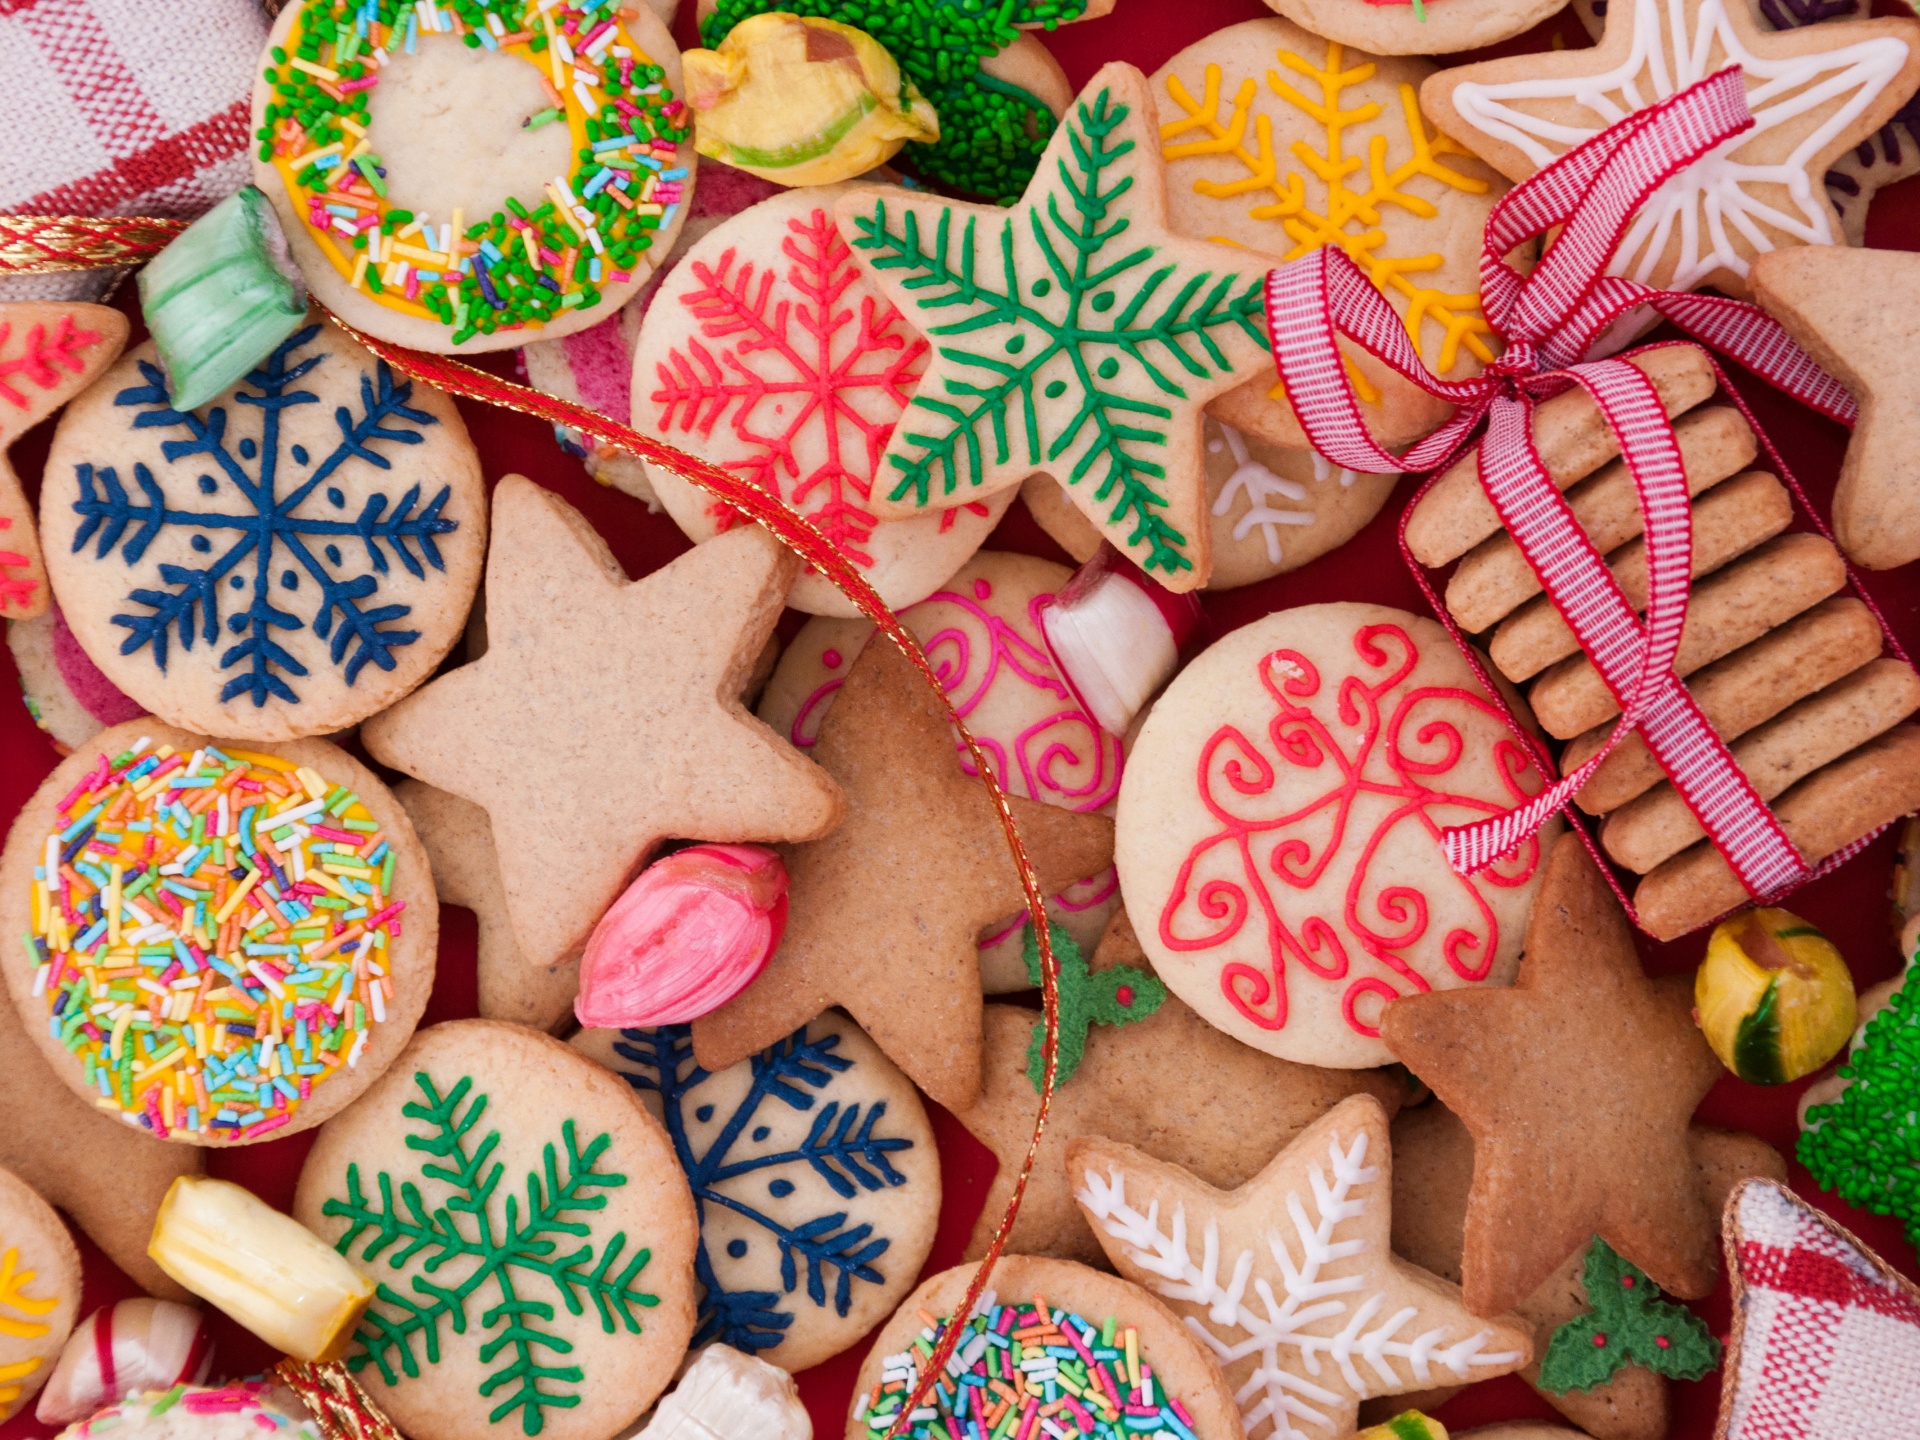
[
  {"xmin": 835, "ymin": 62, "xmax": 1272, "ymax": 590},
  {"xmin": 1022, "ymin": 921, "xmax": 1165, "ymax": 1090},
  {"xmin": 1537, "ymin": 1237, "xmax": 1720, "ymax": 1394}
]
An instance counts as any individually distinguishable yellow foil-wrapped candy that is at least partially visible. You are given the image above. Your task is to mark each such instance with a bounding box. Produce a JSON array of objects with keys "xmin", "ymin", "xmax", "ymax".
[
  {"xmin": 682, "ymin": 13, "xmax": 939, "ymax": 186},
  {"xmin": 149, "ymin": 1177, "xmax": 372, "ymax": 1363},
  {"xmin": 1696, "ymin": 907, "xmax": 1858, "ymax": 1085}
]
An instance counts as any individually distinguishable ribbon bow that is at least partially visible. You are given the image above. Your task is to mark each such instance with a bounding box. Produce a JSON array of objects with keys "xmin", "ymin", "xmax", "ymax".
[{"xmin": 1265, "ymin": 67, "xmax": 1858, "ymax": 903}]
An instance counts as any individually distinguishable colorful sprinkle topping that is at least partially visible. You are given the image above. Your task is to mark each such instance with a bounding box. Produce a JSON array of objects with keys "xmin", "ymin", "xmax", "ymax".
[
  {"xmin": 854, "ymin": 1291, "xmax": 1200, "ymax": 1439},
  {"xmin": 24, "ymin": 739, "xmax": 402, "ymax": 1141},
  {"xmin": 69, "ymin": 1382, "xmax": 322, "ymax": 1437},
  {"xmin": 259, "ymin": 0, "xmax": 692, "ymax": 344}
]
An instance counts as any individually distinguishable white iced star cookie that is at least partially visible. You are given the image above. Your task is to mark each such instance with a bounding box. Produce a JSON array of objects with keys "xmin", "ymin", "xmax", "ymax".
[
  {"xmin": 1422, "ymin": 0, "xmax": 1920, "ymax": 295},
  {"xmin": 1072, "ymin": 1095, "xmax": 1532, "ymax": 1440}
]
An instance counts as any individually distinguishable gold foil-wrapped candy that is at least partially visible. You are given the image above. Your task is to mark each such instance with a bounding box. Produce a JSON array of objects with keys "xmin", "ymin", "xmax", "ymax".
[
  {"xmin": 1695, "ymin": 907, "xmax": 1858, "ymax": 1085},
  {"xmin": 682, "ymin": 13, "xmax": 938, "ymax": 186}
]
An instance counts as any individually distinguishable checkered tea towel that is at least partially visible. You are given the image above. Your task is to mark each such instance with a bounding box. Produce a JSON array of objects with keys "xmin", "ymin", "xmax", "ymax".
[
  {"xmin": 1719, "ymin": 1178, "xmax": 1920, "ymax": 1439},
  {"xmin": 0, "ymin": 0, "xmax": 268, "ymax": 301}
]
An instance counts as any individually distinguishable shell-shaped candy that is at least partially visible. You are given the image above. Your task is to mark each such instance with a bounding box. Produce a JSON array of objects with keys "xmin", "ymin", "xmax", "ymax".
[
  {"xmin": 35, "ymin": 1300, "xmax": 213, "ymax": 1427},
  {"xmin": 636, "ymin": 1345, "xmax": 810, "ymax": 1438}
]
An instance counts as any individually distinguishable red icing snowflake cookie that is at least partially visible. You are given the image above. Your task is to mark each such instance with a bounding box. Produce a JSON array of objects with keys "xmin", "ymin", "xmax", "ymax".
[
  {"xmin": 630, "ymin": 187, "xmax": 1009, "ymax": 616},
  {"xmin": 1116, "ymin": 602, "xmax": 1560, "ymax": 1067}
]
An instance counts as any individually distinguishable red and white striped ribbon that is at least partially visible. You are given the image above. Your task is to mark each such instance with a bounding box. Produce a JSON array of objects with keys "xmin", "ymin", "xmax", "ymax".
[{"xmin": 1264, "ymin": 68, "xmax": 1858, "ymax": 896}]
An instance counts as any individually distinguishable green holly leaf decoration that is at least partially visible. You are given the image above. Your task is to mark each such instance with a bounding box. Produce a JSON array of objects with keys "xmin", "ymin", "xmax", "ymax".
[
  {"xmin": 1023, "ymin": 920, "xmax": 1167, "ymax": 1091},
  {"xmin": 842, "ymin": 63, "xmax": 1270, "ymax": 583},
  {"xmin": 1537, "ymin": 1237, "xmax": 1720, "ymax": 1395}
]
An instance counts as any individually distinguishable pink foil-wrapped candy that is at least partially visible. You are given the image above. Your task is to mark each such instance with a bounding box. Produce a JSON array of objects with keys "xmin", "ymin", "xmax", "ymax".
[
  {"xmin": 574, "ymin": 844, "xmax": 789, "ymax": 1029},
  {"xmin": 35, "ymin": 1299, "xmax": 213, "ymax": 1426}
]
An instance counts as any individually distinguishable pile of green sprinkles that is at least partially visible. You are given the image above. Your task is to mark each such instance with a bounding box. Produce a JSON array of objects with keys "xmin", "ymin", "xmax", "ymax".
[
  {"xmin": 702, "ymin": 0, "xmax": 1090, "ymax": 204},
  {"xmin": 259, "ymin": 0, "xmax": 691, "ymax": 344},
  {"xmin": 1798, "ymin": 966, "xmax": 1920, "ymax": 1248}
]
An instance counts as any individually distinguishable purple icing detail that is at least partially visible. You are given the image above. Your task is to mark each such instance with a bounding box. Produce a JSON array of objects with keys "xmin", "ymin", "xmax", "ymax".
[{"xmin": 50, "ymin": 602, "xmax": 145, "ymax": 726}]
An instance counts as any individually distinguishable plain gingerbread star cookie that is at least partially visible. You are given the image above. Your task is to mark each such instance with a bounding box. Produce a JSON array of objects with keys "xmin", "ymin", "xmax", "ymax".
[
  {"xmin": 1073, "ymin": 1094, "xmax": 1533, "ymax": 1440},
  {"xmin": 693, "ymin": 635, "xmax": 1115, "ymax": 1112},
  {"xmin": 362, "ymin": 475, "xmax": 844, "ymax": 970},
  {"xmin": 0, "ymin": 304, "xmax": 128, "ymax": 622},
  {"xmin": 1421, "ymin": 0, "xmax": 1920, "ymax": 295},
  {"xmin": 835, "ymin": 63, "xmax": 1275, "ymax": 592},
  {"xmin": 1379, "ymin": 833, "xmax": 1726, "ymax": 1318},
  {"xmin": 1750, "ymin": 245, "xmax": 1920, "ymax": 570}
]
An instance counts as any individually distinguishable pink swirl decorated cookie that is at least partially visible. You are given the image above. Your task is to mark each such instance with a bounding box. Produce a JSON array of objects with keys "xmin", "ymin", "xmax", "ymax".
[
  {"xmin": 1116, "ymin": 602, "xmax": 1561, "ymax": 1067},
  {"xmin": 757, "ymin": 551, "xmax": 1122, "ymax": 989}
]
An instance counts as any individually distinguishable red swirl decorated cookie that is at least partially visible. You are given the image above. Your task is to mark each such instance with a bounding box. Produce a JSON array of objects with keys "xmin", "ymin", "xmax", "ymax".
[{"xmin": 1116, "ymin": 602, "xmax": 1560, "ymax": 1068}]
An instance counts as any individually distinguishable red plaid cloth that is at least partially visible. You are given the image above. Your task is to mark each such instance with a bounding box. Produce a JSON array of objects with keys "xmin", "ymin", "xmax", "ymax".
[
  {"xmin": 1721, "ymin": 1179, "xmax": 1920, "ymax": 1438},
  {"xmin": 0, "ymin": 0, "xmax": 267, "ymax": 298}
]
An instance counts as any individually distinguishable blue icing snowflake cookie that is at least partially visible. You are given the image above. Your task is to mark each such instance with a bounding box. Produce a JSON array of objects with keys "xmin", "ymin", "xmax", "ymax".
[
  {"xmin": 41, "ymin": 318, "xmax": 485, "ymax": 742},
  {"xmin": 573, "ymin": 1010, "xmax": 940, "ymax": 1372}
]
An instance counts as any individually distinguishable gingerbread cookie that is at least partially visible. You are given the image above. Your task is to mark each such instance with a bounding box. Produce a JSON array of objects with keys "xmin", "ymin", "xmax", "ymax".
[
  {"xmin": 1117, "ymin": 601, "xmax": 1560, "ymax": 1069},
  {"xmin": 252, "ymin": 0, "xmax": 695, "ymax": 355},
  {"xmin": 846, "ymin": 1254, "xmax": 1242, "ymax": 1440},
  {"xmin": 8, "ymin": 603, "xmax": 145, "ymax": 755},
  {"xmin": 632, "ymin": 187, "xmax": 1010, "ymax": 616},
  {"xmin": 755, "ymin": 551, "xmax": 1123, "ymax": 992},
  {"xmin": 362, "ymin": 475, "xmax": 843, "ymax": 972},
  {"xmin": 295, "ymin": 1019, "xmax": 698, "ymax": 1440},
  {"xmin": 1074, "ymin": 1095, "xmax": 1533, "ymax": 1440},
  {"xmin": 576, "ymin": 1012, "xmax": 939, "ymax": 1372},
  {"xmin": 0, "ymin": 305, "xmax": 129, "ymax": 622},
  {"xmin": 0, "ymin": 1166, "xmax": 79, "ymax": 1423},
  {"xmin": 40, "ymin": 319, "xmax": 485, "ymax": 741},
  {"xmin": 1422, "ymin": 0, "xmax": 1920, "ymax": 295},
  {"xmin": 1153, "ymin": 20, "xmax": 1511, "ymax": 452},
  {"xmin": 0, "ymin": 719, "xmax": 437, "ymax": 1145},
  {"xmin": 837, "ymin": 63, "xmax": 1274, "ymax": 592}
]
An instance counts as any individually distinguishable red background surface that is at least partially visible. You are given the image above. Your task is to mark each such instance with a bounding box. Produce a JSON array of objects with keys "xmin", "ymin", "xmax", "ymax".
[{"xmin": 7, "ymin": 0, "xmax": 1920, "ymax": 1435}]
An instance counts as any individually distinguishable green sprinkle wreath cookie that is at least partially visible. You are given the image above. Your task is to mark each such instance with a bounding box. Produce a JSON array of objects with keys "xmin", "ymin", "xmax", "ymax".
[{"xmin": 251, "ymin": 0, "xmax": 696, "ymax": 354}]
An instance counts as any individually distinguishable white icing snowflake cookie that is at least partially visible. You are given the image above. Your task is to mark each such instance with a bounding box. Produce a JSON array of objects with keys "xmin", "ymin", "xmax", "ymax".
[{"xmin": 1115, "ymin": 602, "xmax": 1560, "ymax": 1068}]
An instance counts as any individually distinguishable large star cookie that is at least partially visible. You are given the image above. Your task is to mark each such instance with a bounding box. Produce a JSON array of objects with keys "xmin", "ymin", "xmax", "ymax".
[
  {"xmin": 693, "ymin": 635, "xmax": 1115, "ymax": 1111},
  {"xmin": 1379, "ymin": 833, "xmax": 1725, "ymax": 1317},
  {"xmin": 835, "ymin": 63, "xmax": 1274, "ymax": 591},
  {"xmin": 1073, "ymin": 1094, "xmax": 1532, "ymax": 1440},
  {"xmin": 950, "ymin": 910, "xmax": 1407, "ymax": 1265},
  {"xmin": 1421, "ymin": 0, "xmax": 1920, "ymax": 294},
  {"xmin": 1750, "ymin": 245, "xmax": 1920, "ymax": 570},
  {"xmin": 0, "ymin": 305, "xmax": 127, "ymax": 621},
  {"xmin": 363, "ymin": 475, "xmax": 843, "ymax": 970}
]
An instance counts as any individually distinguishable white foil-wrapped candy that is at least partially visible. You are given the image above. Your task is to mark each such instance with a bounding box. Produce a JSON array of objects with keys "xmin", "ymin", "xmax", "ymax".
[
  {"xmin": 35, "ymin": 1299, "xmax": 212, "ymax": 1426},
  {"xmin": 635, "ymin": 1345, "xmax": 810, "ymax": 1439}
]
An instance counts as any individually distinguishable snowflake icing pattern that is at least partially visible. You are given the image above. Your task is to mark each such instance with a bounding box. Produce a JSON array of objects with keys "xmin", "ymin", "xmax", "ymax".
[
  {"xmin": 321, "ymin": 1071, "xmax": 658, "ymax": 1436},
  {"xmin": 609, "ymin": 1024, "xmax": 912, "ymax": 1355},
  {"xmin": 68, "ymin": 324, "xmax": 456, "ymax": 707}
]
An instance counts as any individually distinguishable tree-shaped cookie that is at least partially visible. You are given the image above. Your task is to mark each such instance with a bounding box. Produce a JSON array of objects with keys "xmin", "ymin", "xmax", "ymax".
[{"xmin": 837, "ymin": 63, "xmax": 1274, "ymax": 590}]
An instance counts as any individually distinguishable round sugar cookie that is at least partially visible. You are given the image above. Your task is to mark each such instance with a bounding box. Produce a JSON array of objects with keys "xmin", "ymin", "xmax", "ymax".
[
  {"xmin": 0, "ymin": 719, "xmax": 438, "ymax": 1145},
  {"xmin": 1261, "ymin": 0, "xmax": 1572, "ymax": 54},
  {"xmin": 53, "ymin": 1384, "xmax": 323, "ymax": 1440},
  {"xmin": 251, "ymin": 0, "xmax": 695, "ymax": 355},
  {"xmin": 8, "ymin": 603, "xmax": 145, "ymax": 756},
  {"xmin": 1022, "ymin": 415, "xmax": 1401, "ymax": 588},
  {"xmin": 295, "ymin": 1020, "xmax": 698, "ymax": 1440},
  {"xmin": 573, "ymin": 1011, "xmax": 940, "ymax": 1372},
  {"xmin": 1150, "ymin": 20, "xmax": 1513, "ymax": 451},
  {"xmin": 755, "ymin": 551, "xmax": 1123, "ymax": 991},
  {"xmin": 845, "ymin": 1255, "xmax": 1242, "ymax": 1440},
  {"xmin": 630, "ymin": 187, "xmax": 1011, "ymax": 617},
  {"xmin": 41, "ymin": 319, "xmax": 485, "ymax": 742},
  {"xmin": 0, "ymin": 1166, "xmax": 79, "ymax": 1424},
  {"xmin": 1117, "ymin": 602, "xmax": 1561, "ymax": 1068}
]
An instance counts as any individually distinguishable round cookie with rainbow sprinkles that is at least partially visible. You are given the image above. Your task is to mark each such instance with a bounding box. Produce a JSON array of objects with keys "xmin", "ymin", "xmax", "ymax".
[
  {"xmin": 0, "ymin": 720, "xmax": 437, "ymax": 1145},
  {"xmin": 53, "ymin": 1383, "xmax": 324, "ymax": 1440},
  {"xmin": 251, "ymin": 0, "xmax": 696, "ymax": 354}
]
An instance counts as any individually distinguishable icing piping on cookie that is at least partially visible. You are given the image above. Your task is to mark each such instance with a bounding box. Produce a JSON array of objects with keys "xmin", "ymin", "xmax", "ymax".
[
  {"xmin": 1210, "ymin": 424, "xmax": 1312, "ymax": 566},
  {"xmin": 1159, "ymin": 47, "xmax": 1495, "ymax": 373},
  {"xmin": 853, "ymin": 1289, "xmax": 1202, "ymax": 1439},
  {"xmin": 1446, "ymin": 0, "xmax": 1912, "ymax": 287},
  {"xmin": 606, "ymin": 1023, "xmax": 914, "ymax": 1356},
  {"xmin": 1, "ymin": 313, "xmax": 110, "ymax": 614},
  {"xmin": 322, "ymin": 1070, "xmax": 657, "ymax": 1433},
  {"xmin": 67, "ymin": 325, "xmax": 455, "ymax": 710},
  {"xmin": 25, "ymin": 738, "xmax": 403, "ymax": 1140},
  {"xmin": 0, "ymin": 1243, "xmax": 56, "ymax": 1409},
  {"xmin": 260, "ymin": 1, "xmax": 691, "ymax": 344},
  {"xmin": 1157, "ymin": 622, "xmax": 1546, "ymax": 1038}
]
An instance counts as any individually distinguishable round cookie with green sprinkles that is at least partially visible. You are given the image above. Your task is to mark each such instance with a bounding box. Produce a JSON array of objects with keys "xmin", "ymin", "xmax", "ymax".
[
  {"xmin": 251, "ymin": 0, "xmax": 698, "ymax": 354},
  {"xmin": 0, "ymin": 719, "xmax": 437, "ymax": 1146}
]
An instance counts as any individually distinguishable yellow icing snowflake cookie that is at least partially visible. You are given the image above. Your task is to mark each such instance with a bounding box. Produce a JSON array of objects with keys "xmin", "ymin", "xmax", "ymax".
[{"xmin": 0, "ymin": 1167, "xmax": 78, "ymax": 1424}]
